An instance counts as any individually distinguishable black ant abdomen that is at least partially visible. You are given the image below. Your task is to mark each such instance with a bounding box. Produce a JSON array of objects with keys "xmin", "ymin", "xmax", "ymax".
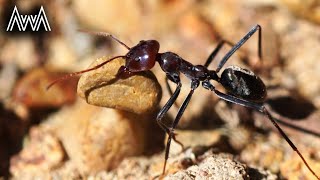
[{"xmin": 220, "ymin": 65, "xmax": 267, "ymax": 103}]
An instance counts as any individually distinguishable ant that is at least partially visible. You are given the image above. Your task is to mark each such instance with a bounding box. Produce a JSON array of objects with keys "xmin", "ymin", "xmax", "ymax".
[{"xmin": 47, "ymin": 25, "xmax": 320, "ymax": 179}]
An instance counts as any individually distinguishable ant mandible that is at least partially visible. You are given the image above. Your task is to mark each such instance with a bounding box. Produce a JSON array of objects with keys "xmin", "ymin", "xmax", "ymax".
[{"xmin": 47, "ymin": 25, "xmax": 320, "ymax": 179}]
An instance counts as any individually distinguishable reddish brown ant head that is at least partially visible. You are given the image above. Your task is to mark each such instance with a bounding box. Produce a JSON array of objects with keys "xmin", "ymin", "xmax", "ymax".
[{"xmin": 125, "ymin": 40, "xmax": 160, "ymax": 72}]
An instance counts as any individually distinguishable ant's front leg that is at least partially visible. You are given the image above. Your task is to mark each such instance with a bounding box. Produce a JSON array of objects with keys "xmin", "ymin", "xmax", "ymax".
[
  {"xmin": 165, "ymin": 76, "xmax": 181, "ymax": 109},
  {"xmin": 156, "ymin": 74, "xmax": 184, "ymax": 148},
  {"xmin": 162, "ymin": 80, "xmax": 199, "ymax": 175}
]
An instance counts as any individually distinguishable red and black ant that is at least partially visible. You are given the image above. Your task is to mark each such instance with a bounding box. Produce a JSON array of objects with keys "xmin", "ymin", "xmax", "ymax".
[{"xmin": 48, "ymin": 25, "xmax": 320, "ymax": 179}]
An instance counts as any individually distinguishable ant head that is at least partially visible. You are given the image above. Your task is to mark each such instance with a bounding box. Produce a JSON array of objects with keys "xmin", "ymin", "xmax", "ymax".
[{"xmin": 125, "ymin": 40, "xmax": 160, "ymax": 72}]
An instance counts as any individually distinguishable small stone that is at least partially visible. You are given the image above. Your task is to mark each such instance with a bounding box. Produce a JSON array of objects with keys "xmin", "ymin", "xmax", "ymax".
[
  {"xmin": 45, "ymin": 100, "xmax": 161, "ymax": 175},
  {"xmin": 165, "ymin": 153, "xmax": 275, "ymax": 180},
  {"xmin": 77, "ymin": 57, "xmax": 162, "ymax": 114},
  {"xmin": 10, "ymin": 126, "xmax": 65, "ymax": 179},
  {"xmin": 12, "ymin": 68, "xmax": 78, "ymax": 108}
]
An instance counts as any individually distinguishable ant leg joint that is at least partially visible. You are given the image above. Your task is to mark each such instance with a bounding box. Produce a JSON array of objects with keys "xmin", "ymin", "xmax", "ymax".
[
  {"xmin": 191, "ymin": 80, "xmax": 200, "ymax": 89},
  {"xmin": 202, "ymin": 80, "xmax": 214, "ymax": 91}
]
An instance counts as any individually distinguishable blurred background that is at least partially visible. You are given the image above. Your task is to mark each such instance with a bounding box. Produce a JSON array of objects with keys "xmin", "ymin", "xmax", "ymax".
[{"xmin": 0, "ymin": 0, "xmax": 320, "ymax": 179}]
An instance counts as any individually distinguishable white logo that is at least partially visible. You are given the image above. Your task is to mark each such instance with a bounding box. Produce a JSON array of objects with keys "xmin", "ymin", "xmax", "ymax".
[{"xmin": 6, "ymin": 5, "xmax": 51, "ymax": 32}]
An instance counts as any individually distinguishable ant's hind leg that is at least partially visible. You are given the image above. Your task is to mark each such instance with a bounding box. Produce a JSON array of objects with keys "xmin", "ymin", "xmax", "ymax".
[
  {"xmin": 78, "ymin": 29, "xmax": 131, "ymax": 50},
  {"xmin": 204, "ymin": 40, "xmax": 234, "ymax": 68},
  {"xmin": 210, "ymin": 87, "xmax": 320, "ymax": 179},
  {"xmin": 216, "ymin": 25, "xmax": 262, "ymax": 73}
]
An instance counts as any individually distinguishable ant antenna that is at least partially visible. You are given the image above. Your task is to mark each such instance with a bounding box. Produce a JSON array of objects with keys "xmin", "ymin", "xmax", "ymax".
[
  {"xmin": 46, "ymin": 55, "xmax": 124, "ymax": 90},
  {"xmin": 78, "ymin": 29, "xmax": 131, "ymax": 50},
  {"xmin": 47, "ymin": 29, "xmax": 133, "ymax": 90}
]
